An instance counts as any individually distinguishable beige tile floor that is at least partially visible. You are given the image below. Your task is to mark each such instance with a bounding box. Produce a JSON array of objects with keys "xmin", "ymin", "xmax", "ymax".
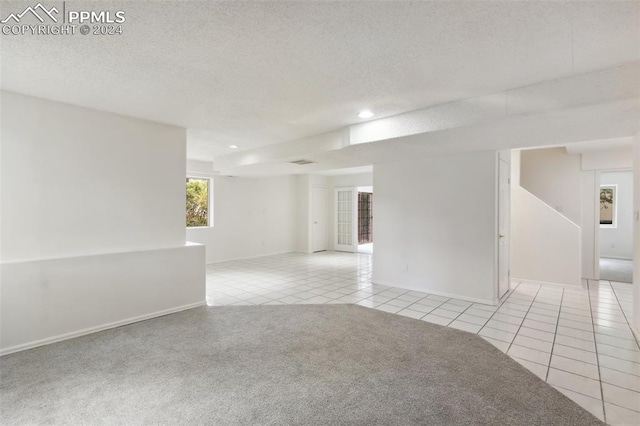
[{"xmin": 207, "ymin": 251, "xmax": 640, "ymax": 425}]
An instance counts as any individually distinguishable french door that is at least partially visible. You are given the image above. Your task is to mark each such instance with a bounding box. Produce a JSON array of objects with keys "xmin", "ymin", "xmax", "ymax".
[
  {"xmin": 334, "ymin": 187, "xmax": 358, "ymax": 252},
  {"xmin": 358, "ymin": 192, "xmax": 373, "ymax": 244}
]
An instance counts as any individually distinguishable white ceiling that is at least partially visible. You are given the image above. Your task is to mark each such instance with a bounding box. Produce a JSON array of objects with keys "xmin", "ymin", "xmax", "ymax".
[
  {"xmin": 314, "ymin": 166, "xmax": 373, "ymax": 177},
  {"xmin": 564, "ymin": 137, "xmax": 635, "ymax": 154},
  {"xmin": 2, "ymin": 1, "xmax": 639, "ymax": 163},
  {"xmin": 213, "ymin": 62, "xmax": 639, "ymax": 176}
]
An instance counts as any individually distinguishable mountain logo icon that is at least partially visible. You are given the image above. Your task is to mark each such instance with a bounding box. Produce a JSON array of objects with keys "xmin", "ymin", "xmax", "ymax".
[{"xmin": 1, "ymin": 3, "xmax": 59, "ymax": 24}]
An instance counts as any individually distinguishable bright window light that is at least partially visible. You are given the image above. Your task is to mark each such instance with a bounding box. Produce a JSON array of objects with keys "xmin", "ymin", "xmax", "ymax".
[
  {"xmin": 599, "ymin": 185, "xmax": 617, "ymax": 228},
  {"xmin": 186, "ymin": 177, "xmax": 211, "ymax": 227}
]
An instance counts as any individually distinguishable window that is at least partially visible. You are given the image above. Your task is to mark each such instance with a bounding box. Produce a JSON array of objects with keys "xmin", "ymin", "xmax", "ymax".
[
  {"xmin": 186, "ymin": 177, "xmax": 210, "ymax": 227},
  {"xmin": 599, "ymin": 185, "xmax": 617, "ymax": 228}
]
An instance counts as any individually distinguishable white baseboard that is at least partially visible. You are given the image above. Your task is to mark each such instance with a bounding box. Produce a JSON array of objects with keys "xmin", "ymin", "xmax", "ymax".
[
  {"xmin": 371, "ymin": 280, "xmax": 497, "ymax": 305},
  {"xmin": 206, "ymin": 251, "xmax": 293, "ymax": 264},
  {"xmin": 511, "ymin": 277, "xmax": 582, "ymax": 288},
  {"xmin": 0, "ymin": 301, "xmax": 205, "ymax": 357},
  {"xmin": 600, "ymin": 255, "xmax": 633, "ymax": 261}
]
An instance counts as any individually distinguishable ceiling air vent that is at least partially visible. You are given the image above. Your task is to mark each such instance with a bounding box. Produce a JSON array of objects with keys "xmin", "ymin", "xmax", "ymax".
[{"xmin": 289, "ymin": 159, "xmax": 315, "ymax": 165}]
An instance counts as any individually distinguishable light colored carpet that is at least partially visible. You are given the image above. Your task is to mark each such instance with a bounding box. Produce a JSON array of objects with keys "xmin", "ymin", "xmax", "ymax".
[
  {"xmin": 600, "ymin": 257, "xmax": 633, "ymax": 283},
  {"xmin": 0, "ymin": 305, "xmax": 603, "ymax": 425}
]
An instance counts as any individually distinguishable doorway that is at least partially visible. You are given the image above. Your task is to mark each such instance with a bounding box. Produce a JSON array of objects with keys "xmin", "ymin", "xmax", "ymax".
[
  {"xmin": 357, "ymin": 186, "xmax": 373, "ymax": 254},
  {"xmin": 333, "ymin": 186, "xmax": 374, "ymax": 253},
  {"xmin": 311, "ymin": 185, "xmax": 328, "ymax": 252},
  {"xmin": 498, "ymin": 153, "xmax": 510, "ymax": 298},
  {"xmin": 598, "ymin": 171, "xmax": 633, "ymax": 283}
]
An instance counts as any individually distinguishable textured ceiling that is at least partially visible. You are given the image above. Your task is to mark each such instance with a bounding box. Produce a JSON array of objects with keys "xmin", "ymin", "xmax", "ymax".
[
  {"xmin": 564, "ymin": 137, "xmax": 634, "ymax": 154},
  {"xmin": 2, "ymin": 1, "xmax": 639, "ymax": 161}
]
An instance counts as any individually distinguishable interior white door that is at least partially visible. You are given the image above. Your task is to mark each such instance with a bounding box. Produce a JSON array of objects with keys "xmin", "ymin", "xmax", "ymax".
[
  {"xmin": 498, "ymin": 157, "xmax": 511, "ymax": 298},
  {"xmin": 311, "ymin": 186, "xmax": 328, "ymax": 252},
  {"xmin": 334, "ymin": 187, "xmax": 357, "ymax": 252}
]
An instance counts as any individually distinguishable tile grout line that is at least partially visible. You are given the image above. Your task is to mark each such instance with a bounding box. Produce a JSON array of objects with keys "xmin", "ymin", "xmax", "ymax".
[
  {"xmin": 477, "ymin": 281, "xmax": 524, "ymax": 345},
  {"xmin": 449, "ymin": 309, "xmax": 496, "ymax": 325},
  {"xmin": 363, "ymin": 286, "xmax": 430, "ymax": 308},
  {"xmin": 551, "ymin": 383, "xmax": 618, "ymax": 414},
  {"xmin": 545, "ymin": 287, "xmax": 564, "ymax": 382},
  {"xmin": 605, "ymin": 400, "xmax": 640, "ymax": 416},
  {"xmin": 594, "ymin": 370, "xmax": 640, "ymax": 395},
  {"xmin": 533, "ymin": 356, "xmax": 602, "ymax": 382},
  {"xmin": 430, "ymin": 284, "xmax": 522, "ymax": 330},
  {"xmin": 326, "ymin": 282, "xmax": 451, "ymax": 313},
  {"xmin": 218, "ymin": 270, "xmax": 370, "ymax": 305},
  {"xmin": 596, "ymin": 341, "xmax": 640, "ymax": 357},
  {"xmin": 596, "ymin": 363, "xmax": 640, "ymax": 379},
  {"xmin": 399, "ymin": 294, "xmax": 452, "ymax": 320},
  {"xmin": 317, "ymin": 280, "xmax": 508, "ymax": 329},
  {"xmin": 436, "ymin": 299, "xmax": 481, "ymax": 329},
  {"xmin": 290, "ymin": 279, "xmax": 378, "ymax": 304},
  {"xmin": 366, "ymin": 284, "xmax": 492, "ymax": 319},
  {"xmin": 505, "ymin": 284, "xmax": 542, "ymax": 354},
  {"xmin": 447, "ymin": 309, "xmax": 492, "ymax": 330},
  {"xmin": 586, "ymin": 280, "xmax": 607, "ymax": 424},
  {"xmin": 607, "ymin": 280, "xmax": 640, "ymax": 350}
]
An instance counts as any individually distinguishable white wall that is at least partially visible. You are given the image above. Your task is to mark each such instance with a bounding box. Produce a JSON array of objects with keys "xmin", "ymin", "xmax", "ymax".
[
  {"xmin": 600, "ymin": 171, "xmax": 634, "ymax": 259},
  {"xmin": 520, "ymin": 147, "xmax": 582, "ymax": 224},
  {"xmin": 187, "ymin": 173, "xmax": 298, "ymax": 263},
  {"xmin": 0, "ymin": 92, "xmax": 204, "ymax": 354},
  {"xmin": 511, "ymin": 187, "xmax": 582, "ymax": 286},
  {"xmin": 632, "ymin": 132, "xmax": 640, "ymax": 334},
  {"xmin": 329, "ymin": 172, "xmax": 373, "ymax": 189},
  {"xmin": 1, "ymin": 244, "xmax": 204, "ymax": 355},
  {"xmin": 1, "ymin": 92, "xmax": 187, "ymax": 262},
  {"xmin": 373, "ymin": 151, "xmax": 498, "ymax": 304},
  {"xmin": 511, "ymin": 150, "xmax": 582, "ymax": 286},
  {"xmin": 582, "ymin": 147, "xmax": 633, "ymax": 171}
]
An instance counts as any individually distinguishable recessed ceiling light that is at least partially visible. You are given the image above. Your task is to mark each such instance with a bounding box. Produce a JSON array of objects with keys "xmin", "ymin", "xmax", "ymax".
[
  {"xmin": 358, "ymin": 110, "xmax": 374, "ymax": 119},
  {"xmin": 229, "ymin": 145, "xmax": 239, "ymax": 149}
]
